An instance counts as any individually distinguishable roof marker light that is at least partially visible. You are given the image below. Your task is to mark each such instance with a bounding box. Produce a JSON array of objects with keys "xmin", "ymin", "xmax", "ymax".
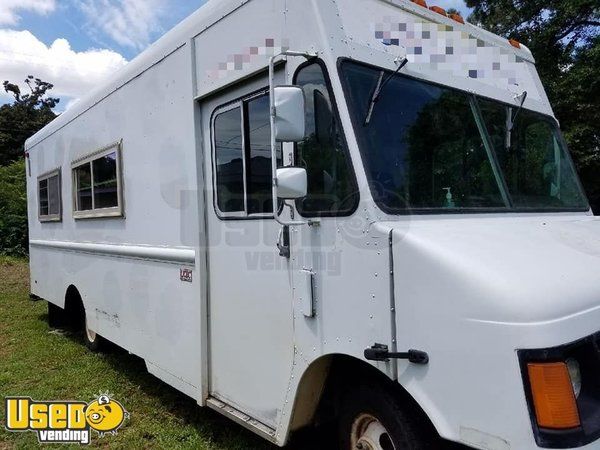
[
  {"xmin": 411, "ymin": 0, "xmax": 428, "ymax": 7},
  {"xmin": 449, "ymin": 13, "xmax": 465, "ymax": 24},
  {"xmin": 429, "ymin": 6, "xmax": 448, "ymax": 16},
  {"xmin": 509, "ymin": 39, "xmax": 522, "ymax": 49}
]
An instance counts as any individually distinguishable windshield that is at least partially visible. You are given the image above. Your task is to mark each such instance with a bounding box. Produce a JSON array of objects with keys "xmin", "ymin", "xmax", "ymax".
[{"xmin": 340, "ymin": 61, "xmax": 589, "ymax": 213}]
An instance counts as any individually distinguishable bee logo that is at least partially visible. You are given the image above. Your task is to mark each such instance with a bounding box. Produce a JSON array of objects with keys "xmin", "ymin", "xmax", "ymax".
[{"xmin": 84, "ymin": 395, "xmax": 129, "ymax": 437}]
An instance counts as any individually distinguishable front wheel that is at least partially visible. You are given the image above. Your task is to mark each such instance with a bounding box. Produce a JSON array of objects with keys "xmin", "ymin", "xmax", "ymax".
[{"xmin": 339, "ymin": 384, "xmax": 436, "ymax": 450}]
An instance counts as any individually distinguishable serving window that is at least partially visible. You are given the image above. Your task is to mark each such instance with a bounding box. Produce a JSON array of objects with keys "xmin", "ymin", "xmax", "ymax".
[
  {"xmin": 38, "ymin": 169, "xmax": 62, "ymax": 222},
  {"xmin": 72, "ymin": 142, "xmax": 123, "ymax": 219}
]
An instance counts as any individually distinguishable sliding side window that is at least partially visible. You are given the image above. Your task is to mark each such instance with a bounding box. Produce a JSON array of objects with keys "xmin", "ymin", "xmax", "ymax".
[
  {"xmin": 213, "ymin": 92, "xmax": 281, "ymax": 218},
  {"xmin": 38, "ymin": 169, "xmax": 61, "ymax": 222},
  {"xmin": 214, "ymin": 105, "xmax": 245, "ymax": 214},
  {"xmin": 72, "ymin": 142, "xmax": 123, "ymax": 219}
]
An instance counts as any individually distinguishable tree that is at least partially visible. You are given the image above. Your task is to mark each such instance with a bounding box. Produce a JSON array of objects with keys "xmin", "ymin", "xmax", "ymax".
[
  {"xmin": 0, "ymin": 76, "xmax": 59, "ymax": 166},
  {"xmin": 0, "ymin": 76, "xmax": 59, "ymax": 256},
  {"xmin": 0, "ymin": 159, "xmax": 28, "ymax": 256},
  {"xmin": 465, "ymin": 0, "xmax": 600, "ymax": 213}
]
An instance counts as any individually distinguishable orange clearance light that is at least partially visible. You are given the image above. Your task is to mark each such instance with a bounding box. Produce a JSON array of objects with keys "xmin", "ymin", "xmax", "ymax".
[
  {"xmin": 528, "ymin": 363, "xmax": 581, "ymax": 430},
  {"xmin": 449, "ymin": 13, "xmax": 465, "ymax": 24},
  {"xmin": 411, "ymin": 0, "xmax": 428, "ymax": 7},
  {"xmin": 509, "ymin": 39, "xmax": 522, "ymax": 49},
  {"xmin": 429, "ymin": 6, "xmax": 448, "ymax": 16}
]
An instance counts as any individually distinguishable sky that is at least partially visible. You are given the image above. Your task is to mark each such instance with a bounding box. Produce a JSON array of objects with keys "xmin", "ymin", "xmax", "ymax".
[{"xmin": 0, "ymin": 0, "xmax": 472, "ymax": 113}]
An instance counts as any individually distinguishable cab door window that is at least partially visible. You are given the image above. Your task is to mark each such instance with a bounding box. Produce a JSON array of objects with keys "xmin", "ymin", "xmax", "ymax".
[
  {"xmin": 294, "ymin": 61, "xmax": 358, "ymax": 216},
  {"xmin": 212, "ymin": 92, "xmax": 281, "ymax": 218},
  {"xmin": 214, "ymin": 106, "xmax": 245, "ymax": 214},
  {"xmin": 246, "ymin": 95, "xmax": 276, "ymax": 215}
]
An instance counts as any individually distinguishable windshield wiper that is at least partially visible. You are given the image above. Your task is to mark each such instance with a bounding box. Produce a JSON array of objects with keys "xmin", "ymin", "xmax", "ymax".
[
  {"xmin": 509, "ymin": 91, "xmax": 528, "ymax": 131},
  {"xmin": 506, "ymin": 91, "xmax": 527, "ymax": 149},
  {"xmin": 364, "ymin": 58, "xmax": 409, "ymax": 126}
]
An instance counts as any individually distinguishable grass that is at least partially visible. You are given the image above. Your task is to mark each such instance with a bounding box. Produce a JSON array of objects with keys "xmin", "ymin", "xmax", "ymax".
[{"xmin": 0, "ymin": 258, "xmax": 291, "ymax": 449}]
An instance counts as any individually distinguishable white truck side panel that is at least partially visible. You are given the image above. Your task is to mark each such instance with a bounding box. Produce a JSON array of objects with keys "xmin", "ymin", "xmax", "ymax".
[{"xmin": 27, "ymin": 44, "xmax": 204, "ymax": 400}]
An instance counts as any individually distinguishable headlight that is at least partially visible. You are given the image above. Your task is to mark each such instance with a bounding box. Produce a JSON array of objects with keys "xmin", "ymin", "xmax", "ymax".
[{"xmin": 566, "ymin": 358, "xmax": 582, "ymax": 399}]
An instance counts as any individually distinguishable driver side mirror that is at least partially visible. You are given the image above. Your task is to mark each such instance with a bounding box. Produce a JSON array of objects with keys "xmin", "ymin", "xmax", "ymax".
[
  {"xmin": 276, "ymin": 167, "xmax": 307, "ymax": 200},
  {"xmin": 273, "ymin": 86, "xmax": 306, "ymax": 142}
]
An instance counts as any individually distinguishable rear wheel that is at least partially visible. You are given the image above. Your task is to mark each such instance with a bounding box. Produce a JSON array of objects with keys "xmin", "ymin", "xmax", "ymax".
[
  {"xmin": 82, "ymin": 311, "xmax": 104, "ymax": 352},
  {"xmin": 47, "ymin": 302, "xmax": 66, "ymax": 328},
  {"xmin": 339, "ymin": 383, "xmax": 435, "ymax": 450}
]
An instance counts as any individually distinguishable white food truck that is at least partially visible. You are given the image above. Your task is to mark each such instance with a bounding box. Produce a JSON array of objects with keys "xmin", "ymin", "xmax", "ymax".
[{"xmin": 25, "ymin": 0, "xmax": 600, "ymax": 448}]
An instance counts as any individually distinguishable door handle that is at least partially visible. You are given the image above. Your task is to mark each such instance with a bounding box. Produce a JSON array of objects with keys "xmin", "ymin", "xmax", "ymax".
[
  {"xmin": 300, "ymin": 269, "xmax": 315, "ymax": 318},
  {"xmin": 364, "ymin": 344, "xmax": 429, "ymax": 365}
]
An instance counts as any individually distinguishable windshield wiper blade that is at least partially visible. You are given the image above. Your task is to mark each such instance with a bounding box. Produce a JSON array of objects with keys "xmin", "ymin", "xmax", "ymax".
[
  {"xmin": 506, "ymin": 90, "xmax": 528, "ymax": 150},
  {"xmin": 509, "ymin": 90, "xmax": 528, "ymax": 131},
  {"xmin": 364, "ymin": 58, "xmax": 409, "ymax": 126}
]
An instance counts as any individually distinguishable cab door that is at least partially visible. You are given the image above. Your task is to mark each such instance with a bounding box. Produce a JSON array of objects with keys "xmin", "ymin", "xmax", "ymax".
[{"xmin": 201, "ymin": 74, "xmax": 294, "ymax": 430}]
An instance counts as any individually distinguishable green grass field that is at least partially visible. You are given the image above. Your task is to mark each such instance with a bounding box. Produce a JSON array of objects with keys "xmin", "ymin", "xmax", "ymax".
[{"xmin": 0, "ymin": 257, "xmax": 294, "ymax": 449}]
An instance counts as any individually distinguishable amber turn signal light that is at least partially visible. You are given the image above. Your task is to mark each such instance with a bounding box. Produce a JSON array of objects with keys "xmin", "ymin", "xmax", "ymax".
[
  {"xmin": 429, "ymin": 6, "xmax": 447, "ymax": 16},
  {"xmin": 527, "ymin": 363, "xmax": 581, "ymax": 430},
  {"xmin": 449, "ymin": 13, "xmax": 465, "ymax": 24},
  {"xmin": 509, "ymin": 39, "xmax": 521, "ymax": 49},
  {"xmin": 411, "ymin": 0, "xmax": 428, "ymax": 7}
]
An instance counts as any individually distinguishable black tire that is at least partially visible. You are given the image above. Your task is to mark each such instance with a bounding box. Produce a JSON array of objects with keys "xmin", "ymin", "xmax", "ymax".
[
  {"xmin": 82, "ymin": 310, "xmax": 105, "ymax": 352},
  {"xmin": 48, "ymin": 302, "xmax": 67, "ymax": 328},
  {"xmin": 339, "ymin": 383, "xmax": 437, "ymax": 450}
]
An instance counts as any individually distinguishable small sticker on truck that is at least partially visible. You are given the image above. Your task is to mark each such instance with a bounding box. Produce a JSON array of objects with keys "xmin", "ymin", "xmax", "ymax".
[{"xmin": 180, "ymin": 268, "xmax": 193, "ymax": 283}]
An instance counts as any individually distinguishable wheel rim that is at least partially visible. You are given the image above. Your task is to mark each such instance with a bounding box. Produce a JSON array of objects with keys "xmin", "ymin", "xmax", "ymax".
[
  {"xmin": 85, "ymin": 316, "xmax": 96, "ymax": 342},
  {"xmin": 351, "ymin": 413, "xmax": 396, "ymax": 450}
]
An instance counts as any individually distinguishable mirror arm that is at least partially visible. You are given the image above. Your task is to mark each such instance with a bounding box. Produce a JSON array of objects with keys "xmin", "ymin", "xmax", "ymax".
[{"xmin": 269, "ymin": 51, "xmax": 316, "ymax": 227}]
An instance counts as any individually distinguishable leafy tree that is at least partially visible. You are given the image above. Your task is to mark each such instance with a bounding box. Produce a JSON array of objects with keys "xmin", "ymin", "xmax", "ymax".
[
  {"xmin": 0, "ymin": 76, "xmax": 59, "ymax": 256},
  {"xmin": 0, "ymin": 76, "xmax": 59, "ymax": 166},
  {"xmin": 465, "ymin": 0, "xmax": 600, "ymax": 213},
  {"xmin": 0, "ymin": 159, "xmax": 28, "ymax": 256}
]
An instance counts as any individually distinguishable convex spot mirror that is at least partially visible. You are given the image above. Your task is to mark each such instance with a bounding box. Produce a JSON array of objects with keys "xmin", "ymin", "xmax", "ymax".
[
  {"xmin": 276, "ymin": 167, "xmax": 307, "ymax": 200},
  {"xmin": 274, "ymin": 86, "xmax": 306, "ymax": 142}
]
